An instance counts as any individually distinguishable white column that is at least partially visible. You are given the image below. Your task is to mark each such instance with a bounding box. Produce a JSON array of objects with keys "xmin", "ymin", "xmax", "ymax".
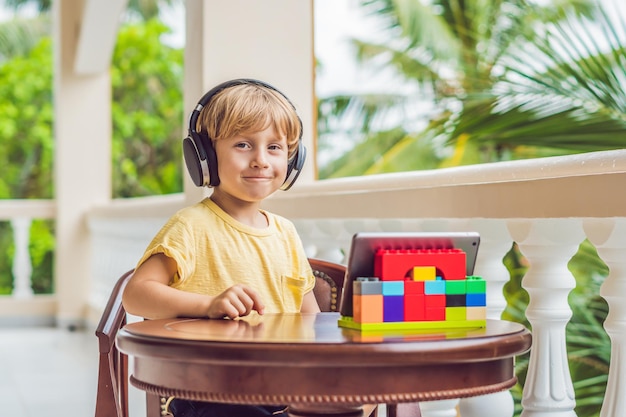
[
  {"xmin": 509, "ymin": 219, "xmax": 584, "ymax": 417},
  {"xmin": 584, "ymin": 218, "xmax": 626, "ymax": 417},
  {"xmin": 458, "ymin": 219, "xmax": 516, "ymax": 417},
  {"xmin": 11, "ymin": 218, "xmax": 34, "ymax": 298},
  {"xmin": 53, "ymin": 0, "xmax": 112, "ymax": 328}
]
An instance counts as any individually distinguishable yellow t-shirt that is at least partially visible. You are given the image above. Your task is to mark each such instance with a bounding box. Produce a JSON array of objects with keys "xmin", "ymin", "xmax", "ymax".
[{"xmin": 136, "ymin": 198, "xmax": 315, "ymax": 313}]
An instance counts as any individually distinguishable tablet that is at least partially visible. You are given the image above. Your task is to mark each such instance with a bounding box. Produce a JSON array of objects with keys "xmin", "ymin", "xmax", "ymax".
[{"xmin": 339, "ymin": 231, "xmax": 481, "ymax": 317}]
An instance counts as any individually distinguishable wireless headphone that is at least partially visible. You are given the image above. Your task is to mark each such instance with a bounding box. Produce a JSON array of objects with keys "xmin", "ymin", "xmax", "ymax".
[{"xmin": 182, "ymin": 78, "xmax": 306, "ymax": 191}]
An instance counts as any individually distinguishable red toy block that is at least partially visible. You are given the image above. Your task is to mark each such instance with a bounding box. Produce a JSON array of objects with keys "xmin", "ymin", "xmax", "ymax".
[
  {"xmin": 404, "ymin": 294, "xmax": 425, "ymax": 321},
  {"xmin": 424, "ymin": 294, "xmax": 445, "ymax": 308},
  {"xmin": 404, "ymin": 280, "xmax": 424, "ymax": 294},
  {"xmin": 425, "ymin": 307, "xmax": 445, "ymax": 321},
  {"xmin": 374, "ymin": 248, "xmax": 466, "ymax": 281}
]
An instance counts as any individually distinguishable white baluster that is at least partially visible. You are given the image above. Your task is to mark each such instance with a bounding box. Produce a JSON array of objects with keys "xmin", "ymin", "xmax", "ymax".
[
  {"xmin": 11, "ymin": 217, "xmax": 34, "ymax": 298},
  {"xmin": 457, "ymin": 219, "xmax": 517, "ymax": 417},
  {"xmin": 508, "ymin": 219, "xmax": 584, "ymax": 417},
  {"xmin": 419, "ymin": 399, "xmax": 459, "ymax": 417},
  {"xmin": 584, "ymin": 218, "xmax": 626, "ymax": 417}
]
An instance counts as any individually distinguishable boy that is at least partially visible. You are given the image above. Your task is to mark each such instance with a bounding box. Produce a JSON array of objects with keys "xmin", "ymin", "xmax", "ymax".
[{"xmin": 122, "ymin": 79, "xmax": 320, "ymax": 416}]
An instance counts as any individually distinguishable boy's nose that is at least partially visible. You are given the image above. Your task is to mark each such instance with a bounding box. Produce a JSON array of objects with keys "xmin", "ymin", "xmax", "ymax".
[{"xmin": 251, "ymin": 150, "xmax": 270, "ymax": 167}]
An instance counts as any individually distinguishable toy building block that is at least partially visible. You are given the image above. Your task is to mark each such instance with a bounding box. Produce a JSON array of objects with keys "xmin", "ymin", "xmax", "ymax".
[
  {"xmin": 374, "ymin": 248, "xmax": 466, "ymax": 281},
  {"xmin": 466, "ymin": 306, "xmax": 487, "ymax": 321},
  {"xmin": 446, "ymin": 294, "xmax": 466, "ymax": 307},
  {"xmin": 382, "ymin": 281, "xmax": 404, "ymax": 296},
  {"xmin": 410, "ymin": 266, "xmax": 436, "ymax": 281},
  {"xmin": 425, "ymin": 294, "xmax": 445, "ymax": 308},
  {"xmin": 404, "ymin": 294, "xmax": 425, "ymax": 321},
  {"xmin": 354, "ymin": 277, "xmax": 382, "ymax": 295},
  {"xmin": 424, "ymin": 279, "xmax": 445, "ymax": 295},
  {"xmin": 425, "ymin": 307, "xmax": 445, "ymax": 321},
  {"xmin": 466, "ymin": 276, "xmax": 486, "ymax": 293},
  {"xmin": 466, "ymin": 293, "xmax": 486, "ymax": 307},
  {"xmin": 445, "ymin": 280, "xmax": 466, "ymax": 295},
  {"xmin": 446, "ymin": 307, "xmax": 466, "ymax": 321},
  {"xmin": 384, "ymin": 296, "xmax": 404, "ymax": 322},
  {"xmin": 353, "ymin": 294, "xmax": 383, "ymax": 323},
  {"xmin": 404, "ymin": 280, "xmax": 424, "ymax": 294}
]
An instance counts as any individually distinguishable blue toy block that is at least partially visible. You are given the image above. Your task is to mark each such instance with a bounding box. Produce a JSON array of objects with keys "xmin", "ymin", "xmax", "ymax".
[
  {"xmin": 382, "ymin": 281, "xmax": 404, "ymax": 296},
  {"xmin": 466, "ymin": 293, "xmax": 486, "ymax": 306},
  {"xmin": 383, "ymin": 296, "xmax": 404, "ymax": 322},
  {"xmin": 424, "ymin": 279, "xmax": 445, "ymax": 295}
]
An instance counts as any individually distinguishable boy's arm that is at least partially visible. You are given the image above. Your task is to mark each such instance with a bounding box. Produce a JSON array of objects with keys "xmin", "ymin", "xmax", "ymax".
[
  {"xmin": 300, "ymin": 290, "xmax": 321, "ymax": 313},
  {"xmin": 122, "ymin": 253, "xmax": 265, "ymax": 320}
]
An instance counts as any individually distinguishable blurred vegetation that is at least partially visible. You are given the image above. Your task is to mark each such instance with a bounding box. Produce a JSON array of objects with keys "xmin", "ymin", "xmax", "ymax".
[{"xmin": 0, "ymin": 5, "xmax": 183, "ymax": 292}]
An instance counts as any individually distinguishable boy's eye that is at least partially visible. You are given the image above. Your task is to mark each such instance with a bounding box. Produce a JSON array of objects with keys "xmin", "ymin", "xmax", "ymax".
[
  {"xmin": 268, "ymin": 144, "xmax": 282, "ymax": 151},
  {"xmin": 235, "ymin": 142, "xmax": 250, "ymax": 149}
]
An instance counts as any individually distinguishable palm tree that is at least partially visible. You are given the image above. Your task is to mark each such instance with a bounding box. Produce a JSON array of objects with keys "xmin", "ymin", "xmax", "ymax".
[{"xmin": 317, "ymin": 0, "xmax": 626, "ymax": 178}]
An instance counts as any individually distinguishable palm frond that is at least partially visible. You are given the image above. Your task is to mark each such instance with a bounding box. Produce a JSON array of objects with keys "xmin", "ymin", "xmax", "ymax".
[{"xmin": 0, "ymin": 16, "xmax": 49, "ymax": 63}]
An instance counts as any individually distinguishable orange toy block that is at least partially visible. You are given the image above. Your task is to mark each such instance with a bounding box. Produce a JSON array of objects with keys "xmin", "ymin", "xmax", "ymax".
[
  {"xmin": 353, "ymin": 294, "xmax": 383, "ymax": 323},
  {"xmin": 374, "ymin": 248, "xmax": 466, "ymax": 281}
]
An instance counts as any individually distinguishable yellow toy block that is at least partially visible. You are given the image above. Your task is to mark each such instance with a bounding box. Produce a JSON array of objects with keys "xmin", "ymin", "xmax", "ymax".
[
  {"xmin": 445, "ymin": 307, "xmax": 466, "ymax": 321},
  {"xmin": 411, "ymin": 266, "xmax": 436, "ymax": 281}
]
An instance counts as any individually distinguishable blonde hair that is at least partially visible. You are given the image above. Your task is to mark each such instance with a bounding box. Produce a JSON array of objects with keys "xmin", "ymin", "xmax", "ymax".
[{"xmin": 197, "ymin": 83, "xmax": 302, "ymax": 157}]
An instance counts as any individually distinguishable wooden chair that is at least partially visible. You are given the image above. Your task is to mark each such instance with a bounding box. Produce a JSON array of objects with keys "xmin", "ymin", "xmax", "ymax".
[{"xmin": 95, "ymin": 259, "xmax": 391, "ymax": 417}]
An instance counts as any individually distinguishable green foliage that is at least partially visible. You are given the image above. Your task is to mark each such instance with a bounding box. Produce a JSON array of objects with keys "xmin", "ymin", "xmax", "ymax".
[
  {"xmin": 111, "ymin": 19, "xmax": 183, "ymax": 197},
  {"xmin": 0, "ymin": 222, "xmax": 13, "ymax": 294},
  {"xmin": 0, "ymin": 36, "xmax": 53, "ymax": 199},
  {"xmin": 0, "ymin": 16, "xmax": 184, "ymax": 293}
]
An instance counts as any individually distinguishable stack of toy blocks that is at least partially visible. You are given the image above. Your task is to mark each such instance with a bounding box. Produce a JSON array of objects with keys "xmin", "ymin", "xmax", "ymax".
[{"xmin": 342, "ymin": 248, "xmax": 487, "ymax": 331}]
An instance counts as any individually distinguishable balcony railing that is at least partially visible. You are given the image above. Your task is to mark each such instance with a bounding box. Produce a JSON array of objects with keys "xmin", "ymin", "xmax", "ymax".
[
  {"xmin": 3, "ymin": 149, "xmax": 626, "ymax": 417},
  {"xmin": 0, "ymin": 199, "xmax": 56, "ymax": 326}
]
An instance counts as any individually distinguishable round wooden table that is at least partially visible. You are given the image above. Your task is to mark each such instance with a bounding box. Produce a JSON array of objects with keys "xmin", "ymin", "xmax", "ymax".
[{"xmin": 117, "ymin": 312, "xmax": 531, "ymax": 417}]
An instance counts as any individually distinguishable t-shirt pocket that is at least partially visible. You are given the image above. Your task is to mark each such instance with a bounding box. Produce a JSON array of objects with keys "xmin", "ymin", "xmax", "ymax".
[{"xmin": 280, "ymin": 275, "xmax": 308, "ymax": 313}]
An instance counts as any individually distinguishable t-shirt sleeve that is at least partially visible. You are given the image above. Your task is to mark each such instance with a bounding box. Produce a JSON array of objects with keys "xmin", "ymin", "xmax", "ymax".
[{"xmin": 135, "ymin": 213, "xmax": 195, "ymax": 284}]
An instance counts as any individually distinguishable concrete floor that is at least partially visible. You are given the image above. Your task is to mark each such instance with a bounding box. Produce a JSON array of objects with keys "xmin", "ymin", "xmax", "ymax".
[{"xmin": 0, "ymin": 326, "xmax": 146, "ymax": 417}]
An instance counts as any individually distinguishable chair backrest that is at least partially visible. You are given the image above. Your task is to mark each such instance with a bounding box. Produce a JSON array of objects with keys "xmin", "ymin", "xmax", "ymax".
[
  {"xmin": 94, "ymin": 258, "xmax": 347, "ymax": 417},
  {"xmin": 310, "ymin": 257, "xmax": 346, "ymax": 312},
  {"xmin": 94, "ymin": 270, "xmax": 132, "ymax": 417}
]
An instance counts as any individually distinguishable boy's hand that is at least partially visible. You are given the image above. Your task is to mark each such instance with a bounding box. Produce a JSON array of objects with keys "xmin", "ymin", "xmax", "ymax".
[{"xmin": 207, "ymin": 284, "xmax": 265, "ymax": 319}]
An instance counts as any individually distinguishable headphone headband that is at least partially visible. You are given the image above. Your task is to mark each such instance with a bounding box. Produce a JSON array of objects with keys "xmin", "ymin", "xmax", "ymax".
[{"xmin": 182, "ymin": 78, "xmax": 306, "ymax": 190}]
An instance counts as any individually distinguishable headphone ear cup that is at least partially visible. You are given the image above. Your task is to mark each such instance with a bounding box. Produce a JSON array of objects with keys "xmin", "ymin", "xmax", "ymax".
[
  {"xmin": 183, "ymin": 136, "xmax": 205, "ymax": 187},
  {"xmin": 281, "ymin": 141, "xmax": 306, "ymax": 191},
  {"xmin": 183, "ymin": 133, "xmax": 220, "ymax": 187}
]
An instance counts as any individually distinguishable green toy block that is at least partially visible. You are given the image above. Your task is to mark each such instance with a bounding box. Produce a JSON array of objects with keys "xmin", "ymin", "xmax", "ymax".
[
  {"xmin": 466, "ymin": 276, "xmax": 486, "ymax": 294},
  {"xmin": 445, "ymin": 280, "xmax": 466, "ymax": 295}
]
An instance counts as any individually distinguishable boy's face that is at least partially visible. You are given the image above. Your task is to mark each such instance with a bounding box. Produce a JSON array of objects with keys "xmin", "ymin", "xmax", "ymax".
[{"xmin": 213, "ymin": 125, "xmax": 289, "ymax": 203}]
